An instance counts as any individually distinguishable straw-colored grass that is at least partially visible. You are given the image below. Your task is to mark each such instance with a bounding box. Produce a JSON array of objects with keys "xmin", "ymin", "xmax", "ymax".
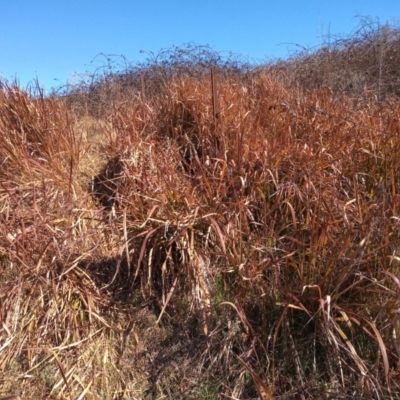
[{"xmin": 2, "ymin": 28, "xmax": 400, "ymax": 398}]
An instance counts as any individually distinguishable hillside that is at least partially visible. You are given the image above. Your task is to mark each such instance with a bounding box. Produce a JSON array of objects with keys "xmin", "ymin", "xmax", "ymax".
[{"xmin": 1, "ymin": 22, "xmax": 400, "ymax": 399}]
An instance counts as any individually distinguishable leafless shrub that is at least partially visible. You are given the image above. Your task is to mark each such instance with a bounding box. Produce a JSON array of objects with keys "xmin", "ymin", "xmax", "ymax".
[
  {"xmin": 62, "ymin": 43, "xmax": 252, "ymax": 119},
  {"xmin": 271, "ymin": 17, "xmax": 400, "ymax": 103}
]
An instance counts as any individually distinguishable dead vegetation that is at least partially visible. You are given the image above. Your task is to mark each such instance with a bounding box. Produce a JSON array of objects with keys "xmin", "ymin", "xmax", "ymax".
[
  {"xmin": 1, "ymin": 20, "xmax": 400, "ymax": 399},
  {"xmin": 274, "ymin": 17, "xmax": 400, "ymax": 101}
]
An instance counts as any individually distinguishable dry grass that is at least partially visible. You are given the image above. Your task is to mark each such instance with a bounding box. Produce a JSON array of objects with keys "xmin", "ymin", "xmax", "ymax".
[
  {"xmin": 2, "ymin": 24, "xmax": 400, "ymax": 399},
  {"xmin": 273, "ymin": 17, "xmax": 400, "ymax": 102}
]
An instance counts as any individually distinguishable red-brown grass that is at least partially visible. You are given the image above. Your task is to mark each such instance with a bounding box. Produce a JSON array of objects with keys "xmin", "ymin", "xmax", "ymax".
[{"xmin": 2, "ymin": 27, "xmax": 400, "ymax": 398}]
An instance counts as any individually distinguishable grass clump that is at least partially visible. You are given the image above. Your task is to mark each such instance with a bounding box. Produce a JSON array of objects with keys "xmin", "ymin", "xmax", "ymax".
[{"xmin": 2, "ymin": 20, "xmax": 400, "ymax": 399}]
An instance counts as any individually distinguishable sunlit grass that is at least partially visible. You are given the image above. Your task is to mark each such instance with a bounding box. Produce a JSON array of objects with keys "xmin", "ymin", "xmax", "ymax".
[{"xmin": 2, "ymin": 27, "xmax": 400, "ymax": 398}]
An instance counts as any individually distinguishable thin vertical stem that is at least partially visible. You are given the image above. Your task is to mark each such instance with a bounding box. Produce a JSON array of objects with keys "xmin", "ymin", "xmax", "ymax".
[{"xmin": 211, "ymin": 67, "xmax": 219, "ymax": 151}]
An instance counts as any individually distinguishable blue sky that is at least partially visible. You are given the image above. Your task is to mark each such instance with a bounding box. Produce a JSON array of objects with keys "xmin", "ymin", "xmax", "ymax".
[{"xmin": 1, "ymin": 1, "xmax": 398, "ymax": 92}]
